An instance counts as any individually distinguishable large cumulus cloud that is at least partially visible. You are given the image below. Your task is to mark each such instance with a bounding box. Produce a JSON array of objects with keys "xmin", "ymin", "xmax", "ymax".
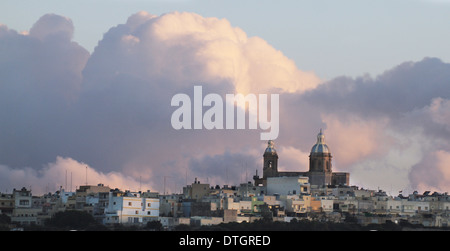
[
  {"xmin": 83, "ymin": 11, "xmax": 320, "ymax": 94},
  {"xmin": 76, "ymin": 11, "xmax": 322, "ymax": 191},
  {"xmin": 1, "ymin": 11, "xmax": 450, "ymax": 195},
  {"xmin": 0, "ymin": 12, "xmax": 320, "ymax": 194}
]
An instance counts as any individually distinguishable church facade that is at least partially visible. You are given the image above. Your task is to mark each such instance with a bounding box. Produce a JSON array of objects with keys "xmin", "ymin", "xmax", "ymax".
[{"xmin": 254, "ymin": 130, "xmax": 350, "ymax": 188}]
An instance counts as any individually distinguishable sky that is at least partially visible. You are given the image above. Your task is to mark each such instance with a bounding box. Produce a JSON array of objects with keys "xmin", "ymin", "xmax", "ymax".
[
  {"xmin": 2, "ymin": 0, "xmax": 450, "ymax": 79},
  {"xmin": 0, "ymin": 0, "xmax": 450, "ymax": 195}
]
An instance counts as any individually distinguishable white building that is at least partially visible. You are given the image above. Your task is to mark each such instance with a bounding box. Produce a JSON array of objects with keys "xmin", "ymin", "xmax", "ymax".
[
  {"xmin": 10, "ymin": 187, "xmax": 46, "ymax": 225},
  {"xmin": 386, "ymin": 199, "xmax": 402, "ymax": 213},
  {"xmin": 321, "ymin": 198, "xmax": 334, "ymax": 212},
  {"xmin": 59, "ymin": 189, "xmax": 75, "ymax": 204},
  {"xmin": 190, "ymin": 216, "xmax": 223, "ymax": 226},
  {"xmin": 13, "ymin": 188, "xmax": 32, "ymax": 209},
  {"xmin": 279, "ymin": 195, "xmax": 310, "ymax": 214},
  {"xmin": 223, "ymin": 197, "xmax": 240, "ymax": 212},
  {"xmin": 239, "ymin": 200, "xmax": 253, "ymax": 213},
  {"xmin": 401, "ymin": 200, "xmax": 430, "ymax": 215},
  {"xmin": 266, "ymin": 176, "xmax": 310, "ymax": 196},
  {"xmin": 104, "ymin": 191, "xmax": 159, "ymax": 225}
]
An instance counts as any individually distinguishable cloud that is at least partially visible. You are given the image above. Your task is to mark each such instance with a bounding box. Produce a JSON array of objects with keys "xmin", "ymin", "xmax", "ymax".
[
  {"xmin": 321, "ymin": 114, "xmax": 391, "ymax": 168},
  {"xmin": 410, "ymin": 150, "xmax": 450, "ymax": 192},
  {"xmin": 75, "ymin": 11, "xmax": 325, "ymax": 190},
  {"xmin": 428, "ymin": 97, "xmax": 450, "ymax": 130},
  {"xmin": 0, "ymin": 14, "xmax": 89, "ymax": 170},
  {"xmin": 276, "ymin": 145, "xmax": 310, "ymax": 172},
  {"xmin": 302, "ymin": 58, "xmax": 450, "ymax": 119},
  {"xmin": 391, "ymin": 97, "xmax": 450, "ymax": 192},
  {"xmin": 187, "ymin": 150, "xmax": 260, "ymax": 187},
  {"xmin": 302, "ymin": 58, "xmax": 450, "ymax": 193},
  {"xmin": 0, "ymin": 157, "xmax": 149, "ymax": 195},
  {"xmin": 265, "ymin": 57, "xmax": 450, "ymax": 193},
  {"xmin": 29, "ymin": 14, "xmax": 74, "ymax": 41},
  {"xmin": 0, "ymin": 11, "xmax": 322, "ymax": 194},
  {"xmin": 83, "ymin": 11, "xmax": 321, "ymax": 94}
]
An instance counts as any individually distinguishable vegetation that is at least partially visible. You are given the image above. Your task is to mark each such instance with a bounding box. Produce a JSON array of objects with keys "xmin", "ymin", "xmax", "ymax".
[
  {"xmin": 43, "ymin": 210, "xmax": 107, "ymax": 231},
  {"xmin": 174, "ymin": 218, "xmax": 408, "ymax": 231},
  {"xmin": 0, "ymin": 214, "xmax": 11, "ymax": 231},
  {"xmin": 145, "ymin": 220, "xmax": 163, "ymax": 231},
  {"xmin": 3, "ymin": 210, "xmax": 446, "ymax": 231}
]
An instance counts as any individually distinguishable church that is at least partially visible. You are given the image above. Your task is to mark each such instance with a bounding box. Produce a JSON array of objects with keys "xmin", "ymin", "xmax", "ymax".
[{"xmin": 254, "ymin": 130, "xmax": 350, "ymax": 188}]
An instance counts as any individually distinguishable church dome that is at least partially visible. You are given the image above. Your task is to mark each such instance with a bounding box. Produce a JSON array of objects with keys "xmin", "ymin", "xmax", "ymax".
[
  {"xmin": 311, "ymin": 129, "xmax": 330, "ymax": 154},
  {"xmin": 264, "ymin": 140, "xmax": 277, "ymax": 154}
]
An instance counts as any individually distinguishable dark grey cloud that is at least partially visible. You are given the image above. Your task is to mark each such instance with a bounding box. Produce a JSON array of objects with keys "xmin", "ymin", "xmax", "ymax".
[
  {"xmin": 0, "ymin": 14, "xmax": 89, "ymax": 169},
  {"xmin": 188, "ymin": 151, "xmax": 260, "ymax": 187},
  {"xmin": 302, "ymin": 57, "xmax": 450, "ymax": 119}
]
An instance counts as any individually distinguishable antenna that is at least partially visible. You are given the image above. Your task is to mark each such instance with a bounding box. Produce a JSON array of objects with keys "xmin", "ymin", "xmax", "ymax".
[
  {"xmin": 246, "ymin": 165, "xmax": 250, "ymax": 195},
  {"xmin": 155, "ymin": 175, "xmax": 173, "ymax": 195},
  {"xmin": 226, "ymin": 165, "xmax": 229, "ymax": 185},
  {"xmin": 85, "ymin": 166, "xmax": 88, "ymax": 186},
  {"xmin": 164, "ymin": 176, "xmax": 167, "ymax": 195}
]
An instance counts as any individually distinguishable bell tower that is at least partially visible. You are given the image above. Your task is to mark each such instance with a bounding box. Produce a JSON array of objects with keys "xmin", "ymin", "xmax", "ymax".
[
  {"xmin": 308, "ymin": 129, "xmax": 332, "ymax": 186},
  {"xmin": 263, "ymin": 140, "xmax": 278, "ymax": 178}
]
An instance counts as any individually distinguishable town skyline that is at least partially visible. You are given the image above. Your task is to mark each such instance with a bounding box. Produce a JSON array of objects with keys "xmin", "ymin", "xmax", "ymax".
[{"xmin": 2, "ymin": 132, "xmax": 449, "ymax": 198}]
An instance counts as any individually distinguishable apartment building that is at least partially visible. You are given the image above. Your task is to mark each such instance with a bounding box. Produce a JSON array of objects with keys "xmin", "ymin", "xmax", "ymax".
[
  {"xmin": 10, "ymin": 188, "xmax": 41, "ymax": 225},
  {"xmin": 104, "ymin": 190, "xmax": 159, "ymax": 225}
]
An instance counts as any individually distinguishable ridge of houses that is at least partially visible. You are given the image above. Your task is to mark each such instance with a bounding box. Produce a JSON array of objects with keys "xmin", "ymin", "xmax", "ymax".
[
  {"xmin": 2, "ymin": 133, "xmax": 450, "ymax": 230},
  {"xmin": 1, "ymin": 176, "xmax": 450, "ymax": 230}
]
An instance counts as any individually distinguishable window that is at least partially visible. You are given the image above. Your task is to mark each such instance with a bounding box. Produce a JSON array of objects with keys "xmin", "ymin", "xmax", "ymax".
[
  {"xmin": 128, "ymin": 202, "xmax": 132, "ymax": 206},
  {"xmin": 19, "ymin": 200, "xmax": 30, "ymax": 206},
  {"xmin": 135, "ymin": 210, "xmax": 139, "ymax": 214}
]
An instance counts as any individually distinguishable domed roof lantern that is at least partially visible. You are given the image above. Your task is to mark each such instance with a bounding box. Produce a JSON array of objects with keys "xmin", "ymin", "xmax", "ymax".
[
  {"xmin": 264, "ymin": 140, "xmax": 277, "ymax": 155},
  {"xmin": 311, "ymin": 129, "xmax": 330, "ymax": 154}
]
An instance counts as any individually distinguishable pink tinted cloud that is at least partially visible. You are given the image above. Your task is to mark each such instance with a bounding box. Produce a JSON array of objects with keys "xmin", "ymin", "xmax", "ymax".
[{"xmin": 322, "ymin": 114, "xmax": 392, "ymax": 169}]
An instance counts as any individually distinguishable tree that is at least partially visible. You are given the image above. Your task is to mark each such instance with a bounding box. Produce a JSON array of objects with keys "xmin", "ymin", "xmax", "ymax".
[
  {"xmin": 0, "ymin": 213, "xmax": 11, "ymax": 225},
  {"xmin": 0, "ymin": 213, "xmax": 11, "ymax": 231},
  {"xmin": 145, "ymin": 220, "xmax": 163, "ymax": 231},
  {"xmin": 46, "ymin": 210, "xmax": 99, "ymax": 230}
]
